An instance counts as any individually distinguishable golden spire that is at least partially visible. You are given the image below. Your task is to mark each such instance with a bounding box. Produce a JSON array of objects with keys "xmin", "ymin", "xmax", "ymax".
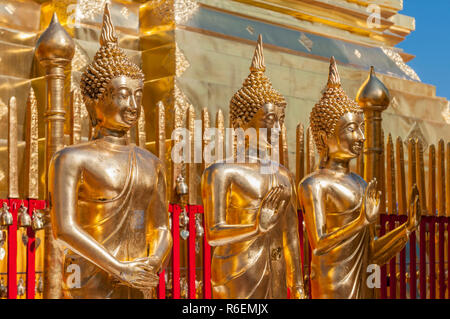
[
  {"xmin": 250, "ymin": 34, "xmax": 266, "ymax": 73},
  {"xmin": 99, "ymin": 3, "xmax": 118, "ymax": 46},
  {"xmin": 356, "ymin": 66, "xmax": 390, "ymax": 110},
  {"xmin": 229, "ymin": 35, "xmax": 286, "ymax": 128},
  {"xmin": 327, "ymin": 56, "xmax": 341, "ymax": 88}
]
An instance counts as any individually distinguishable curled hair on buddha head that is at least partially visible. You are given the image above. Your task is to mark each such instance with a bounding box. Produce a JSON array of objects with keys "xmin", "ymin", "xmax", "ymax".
[
  {"xmin": 229, "ymin": 34, "xmax": 287, "ymax": 129},
  {"xmin": 310, "ymin": 56, "xmax": 362, "ymax": 156},
  {"xmin": 80, "ymin": 3, "xmax": 144, "ymax": 127}
]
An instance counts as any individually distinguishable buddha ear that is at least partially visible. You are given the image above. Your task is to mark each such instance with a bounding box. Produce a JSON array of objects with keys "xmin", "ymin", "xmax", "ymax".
[{"xmin": 318, "ymin": 130, "xmax": 327, "ymax": 147}]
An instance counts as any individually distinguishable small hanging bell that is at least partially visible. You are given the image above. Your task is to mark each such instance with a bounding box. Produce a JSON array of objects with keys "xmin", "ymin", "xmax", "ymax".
[
  {"xmin": 18, "ymin": 205, "xmax": 32, "ymax": 228},
  {"xmin": 195, "ymin": 215, "xmax": 204, "ymax": 238},
  {"xmin": 17, "ymin": 278, "xmax": 25, "ymax": 297},
  {"xmin": 0, "ymin": 203, "xmax": 13, "ymax": 227},
  {"xmin": 176, "ymin": 175, "xmax": 189, "ymax": 196},
  {"xmin": 31, "ymin": 210, "xmax": 45, "ymax": 231},
  {"xmin": 36, "ymin": 276, "xmax": 44, "ymax": 294},
  {"xmin": 0, "ymin": 278, "xmax": 6, "ymax": 298}
]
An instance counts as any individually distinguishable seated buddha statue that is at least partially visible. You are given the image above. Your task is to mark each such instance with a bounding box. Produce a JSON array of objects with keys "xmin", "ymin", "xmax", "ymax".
[
  {"xmin": 201, "ymin": 35, "xmax": 305, "ymax": 299},
  {"xmin": 48, "ymin": 4, "xmax": 172, "ymax": 299},
  {"xmin": 298, "ymin": 57, "xmax": 421, "ymax": 299}
]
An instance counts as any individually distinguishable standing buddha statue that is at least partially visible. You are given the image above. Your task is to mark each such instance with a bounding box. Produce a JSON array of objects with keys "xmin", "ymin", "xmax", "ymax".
[
  {"xmin": 48, "ymin": 4, "xmax": 172, "ymax": 299},
  {"xmin": 298, "ymin": 57, "xmax": 421, "ymax": 299},
  {"xmin": 201, "ymin": 35, "xmax": 305, "ymax": 299}
]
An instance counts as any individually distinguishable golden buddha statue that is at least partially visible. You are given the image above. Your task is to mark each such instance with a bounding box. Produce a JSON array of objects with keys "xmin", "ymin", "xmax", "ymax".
[
  {"xmin": 298, "ymin": 57, "xmax": 421, "ymax": 299},
  {"xmin": 201, "ymin": 35, "xmax": 305, "ymax": 299},
  {"xmin": 48, "ymin": 4, "xmax": 172, "ymax": 299}
]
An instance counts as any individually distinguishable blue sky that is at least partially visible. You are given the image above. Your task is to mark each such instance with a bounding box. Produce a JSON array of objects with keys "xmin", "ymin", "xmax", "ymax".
[{"xmin": 400, "ymin": 1, "xmax": 450, "ymax": 100}]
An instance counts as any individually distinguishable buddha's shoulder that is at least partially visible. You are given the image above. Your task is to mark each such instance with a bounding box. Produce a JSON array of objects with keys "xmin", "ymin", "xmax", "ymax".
[{"xmin": 299, "ymin": 170, "xmax": 367, "ymax": 191}]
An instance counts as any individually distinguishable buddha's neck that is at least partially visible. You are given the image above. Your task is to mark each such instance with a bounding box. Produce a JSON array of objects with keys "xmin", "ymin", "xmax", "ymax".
[
  {"xmin": 323, "ymin": 157, "xmax": 350, "ymax": 174},
  {"xmin": 95, "ymin": 127, "xmax": 129, "ymax": 145}
]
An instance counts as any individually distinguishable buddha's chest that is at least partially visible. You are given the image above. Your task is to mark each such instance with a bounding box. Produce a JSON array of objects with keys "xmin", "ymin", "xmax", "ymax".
[
  {"xmin": 228, "ymin": 169, "xmax": 292, "ymax": 215},
  {"xmin": 79, "ymin": 151, "xmax": 154, "ymax": 205},
  {"xmin": 324, "ymin": 176, "xmax": 365, "ymax": 229}
]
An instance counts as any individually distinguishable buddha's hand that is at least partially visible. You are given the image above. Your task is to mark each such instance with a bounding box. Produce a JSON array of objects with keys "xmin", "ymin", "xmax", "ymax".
[
  {"xmin": 116, "ymin": 257, "xmax": 160, "ymax": 290},
  {"xmin": 362, "ymin": 179, "xmax": 381, "ymax": 224},
  {"xmin": 406, "ymin": 184, "xmax": 421, "ymax": 233},
  {"xmin": 290, "ymin": 285, "xmax": 308, "ymax": 299},
  {"xmin": 258, "ymin": 185, "xmax": 285, "ymax": 233}
]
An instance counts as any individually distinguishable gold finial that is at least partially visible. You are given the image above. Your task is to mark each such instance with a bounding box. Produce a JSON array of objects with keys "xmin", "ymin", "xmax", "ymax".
[
  {"xmin": 327, "ymin": 56, "xmax": 341, "ymax": 88},
  {"xmin": 99, "ymin": 3, "xmax": 118, "ymax": 46},
  {"xmin": 229, "ymin": 35, "xmax": 286, "ymax": 128},
  {"xmin": 356, "ymin": 66, "xmax": 390, "ymax": 110},
  {"xmin": 35, "ymin": 13, "xmax": 75, "ymax": 63},
  {"xmin": 250, "ymin": 34, "xmax": 265, "ymax": 72}
]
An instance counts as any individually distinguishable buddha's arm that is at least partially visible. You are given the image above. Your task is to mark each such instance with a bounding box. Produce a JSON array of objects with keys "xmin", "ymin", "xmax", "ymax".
[
  {"xmin": 49, "ymin": 150, "xmax": 123, "ymax": 278},
  {"xmin": 201, "ymin": 165, "xmax": 259, "ymax": 246},
  {"xmin": 283, "ymin": 183, "xmax": 305, "ymax": 298},
  {"xmin": 370, "ymin": 223, "xmax": 409, "ymax": 266},
  {"xmin": 145, "ymin": 165, "xmax": 172, "ymax": 272},
  {"xmin": 299, "ymin": 182, "xmax": 367, "ymax": 256}
]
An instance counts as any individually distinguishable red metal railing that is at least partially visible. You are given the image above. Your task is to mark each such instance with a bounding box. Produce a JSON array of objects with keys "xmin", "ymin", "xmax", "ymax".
[
  {"xmin": 2, "ymin": 202, "xmax": 448, "ymax": 299},
  {"xmin": 0, "ymin": 199, "xmax": 46, "ymax": 300}
]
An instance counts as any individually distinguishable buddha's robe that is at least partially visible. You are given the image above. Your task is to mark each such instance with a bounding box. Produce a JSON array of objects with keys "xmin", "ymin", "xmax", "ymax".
[
  {"xmin": 62, "ymin": 145, "xmax": 150, "ymax": 299},
  {"xmin": 208, "ymin": 166, "xmax": 297, "ymax": 299}
]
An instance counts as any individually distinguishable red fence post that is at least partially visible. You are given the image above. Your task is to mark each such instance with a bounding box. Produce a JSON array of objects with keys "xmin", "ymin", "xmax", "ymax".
[
  {"xmin": 380, "ymin": 214, "xmax": 387, "ymax": 299},
  {"xmin": 187, "ymin": 205, "xmax": 196, "ymax": 299},
  {"xmin": 429, "ymin": 216, "xmax": 436, "ymax": 299},
  {"xmin": 398, "ymin": 215, "xmax": 407, "ymax": 299},
  {"xmin": 419, "ymin": 217, "xmax": 427, "ymax": 299},
  {"xmin": 409, "ymin": 229, "xmax": 417, "ymax": 299},
  {"xmin": 157, "ymin": 270, "xmax": 166, "ymax": 299},
  {"xmin": 447, "ymin": 218, "xmax": 450, "ymax": 300},
  {"xmin": 388, "ymin": 215, "xmax": 397, "ymax": 299},
  {"xmin": 438, "ymin": 217, "xmax": 446, "ymax": 299},
  {"xmin": 7, "ymin": 199, "xmax": 20, "ymax": 299},
  {"xmin": 198, "ymin": 206, "xmax": 211, "ymax": 299},
  {"xmin": 171, "ymin": 204, "xmax": 181, "ymax": 299}
]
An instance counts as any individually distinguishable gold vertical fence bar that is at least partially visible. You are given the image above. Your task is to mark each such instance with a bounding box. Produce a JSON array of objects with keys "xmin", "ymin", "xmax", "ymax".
[
  {"xmin": 215, "ymin": 110, "xmax": 225, "ymax": 164},
  {"xmin": 415, "ymin": 140, "xmax": 427, "ymax": 215},
  {"xmin": 428, "ymin": 145, "xmax": 436, "ymax": 216},
  {"xmin": 137, "ymin": 105, "xmax": 147, "ymax": 149},
  {"xmin": 201, "ymin": 108, "xmax": 210, "ymax": 172},
  {"xmin": 296, "ymin": 123, "xmax": 304, "ymax": 186},
  {"xmin": 69, "ymin": 89, "xmax": 82, "ymax": 146},
  {"xmin": 437, "ymin": 140, "xmax": 446, "ymax": 217},
  {"xmin": 386, "ymin": 134, "xmax": 396, "ymax": 215},
  {"xmin": 396, "ymin": 137, "xmax": 407, "ymax": 216}
]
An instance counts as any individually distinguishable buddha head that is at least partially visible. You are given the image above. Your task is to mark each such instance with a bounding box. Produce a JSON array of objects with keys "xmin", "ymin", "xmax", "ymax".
[
  {"xmin": 310, "ymin": 57, "xmax": 365, "ymax": 165},
  {"xmin": 229, "ymin": 35, "xmax": 286, "ymax": 146},
  {"xmin": 80, "ymin": 4, "xmax": 144, "ymax": 137}
]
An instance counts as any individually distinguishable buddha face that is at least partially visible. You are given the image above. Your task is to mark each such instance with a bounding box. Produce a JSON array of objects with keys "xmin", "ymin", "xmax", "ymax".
[
  {"xmin": 245, "ymin": 102, "xmax": 285, "ymax": 146},
  {"xmin": 95, "ymin": 75, "xmax": 143, "ymax": 134},
  {"xmin": 324, "ymin": 112, "xmax": 365, "ymax": 160}
]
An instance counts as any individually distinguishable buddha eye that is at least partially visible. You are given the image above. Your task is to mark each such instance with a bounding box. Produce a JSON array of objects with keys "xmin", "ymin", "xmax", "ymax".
[
  {"xmin": 266, "ymin": 114, "xmax": 275, "ymax": 122},
  {"xmin": 347, "ymin": 125, "xmax": 355, "ymax": 133}
]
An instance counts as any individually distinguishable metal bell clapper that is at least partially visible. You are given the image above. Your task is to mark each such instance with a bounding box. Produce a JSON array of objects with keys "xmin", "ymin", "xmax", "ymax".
[
  {"xmin": 0, "ymin": 203, "xmax": 13, "ymax": 227},
  {"xmin": 195, "ymin": 214, "xmax": 204, "ymax": 238},
  {"xmin": 18, "ymin": 204, "xmax": 32, "ymax": 228},
  {"xmin": 31, "ymin": 209, "xmax": 45, "ymax": 231},
  {"xmin": 0, "ymin": 278, "xmax": 6, "ymax": 298},
  {"xmin": 17, "ymin": 278, "xmax": 25, "ymax": 297}
]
